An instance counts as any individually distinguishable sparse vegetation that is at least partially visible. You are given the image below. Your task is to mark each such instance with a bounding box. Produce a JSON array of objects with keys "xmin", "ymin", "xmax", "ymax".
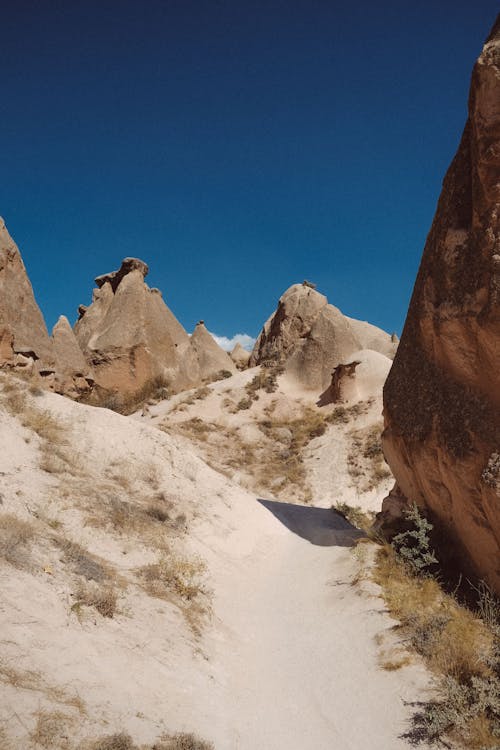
[
  {"xmin": 86, "ymin": 375, "xmax": 171, "ymax": 415},
  {"xmin": 332, "ymin": 502, "xmax": 374, "ymax": 532},
  {"xmin": 139, "ymin": 553, "xmax": 206, "ymax": 601},
  {"xmin": 72, "ymin": 580, "xmax": 118, "ymax": 618},
  {"xmin": 370, "ymin": 506, "xmax": 500, "ymax": 748},
  {"xmin": 30, "ymin": 710, "xmax": 74, "ymax": 749},
  {"xmin": 86, "ymin": 732, "xmax": 214, "ymax": 750},
  {"xmin": 53, "ymin": 537, "xmax": 111, "ymax": 582},
  {"xmin": 346, "ymin": 423, "xmax": 392, "ymax": 491},
  {"xmin": 0, "ymin": 513, "xmax": 35, "ymax": 568}
]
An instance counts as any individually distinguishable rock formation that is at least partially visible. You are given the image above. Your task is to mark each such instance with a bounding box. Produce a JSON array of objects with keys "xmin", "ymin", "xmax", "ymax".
[
  {"xmin": 51, "ymin": 316, "xmax": 94, "ymax": 398},
  {"xmin": 230, "ymin": 342, "xmax": 251, "ymax": 370},
  {"xmin": 74, "ymin": 258, "xmax": 192, "ymax": 394},
  {"xmin": 188, "ymin": 322, "xmax": 236, "ymax": 381},
  {"xmin": 250, "ymin": 283, "xmax": 363, "ymax": 390},
  {"xmin": 0, "ymin": 218, "xmax": 55, "ymax": 379},
  {"xmin": 346, "ymin": 317, "xmax": 398, "ymax": 359},
  {"xmin": 381, "ymin": 15, "xmax": 500, "ymax": 592}
]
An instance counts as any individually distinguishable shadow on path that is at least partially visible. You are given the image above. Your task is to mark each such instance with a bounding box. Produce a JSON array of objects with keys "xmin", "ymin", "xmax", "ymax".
[{"xmin": 257, "ymin": 499, "xmax": 365, "ymax": 547}]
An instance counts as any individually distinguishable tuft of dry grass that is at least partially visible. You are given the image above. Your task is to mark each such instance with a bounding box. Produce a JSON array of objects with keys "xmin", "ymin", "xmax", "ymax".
[
  {"xmin": 347, "ymin": 423, "xmax": 392, "ymax": 491},
  {"xmin": 30, "ymin": 710, "xmax": 74, "ymax": 749},
  {"xmin": 332, "ymin": 502, "xmax": 375, "ymax": 532},
  {"xmin": 85, "ymin": 731, "xmax": 214, "ymax": 750},
  {"xmin": 139, "ymin": 553, "xmax": 206, "ymax": 601},
  {"xmin": 0, "ymin": 513, "xmax": 35, "ymax": 568},
  {"xmin": 0, "ymin": 661, "xmax": 85, "ymax": 714},
  {"xmin": 88, "ymin": 734, "xmax": 136, "ymax": 750},
  {"xmin": 72, "ymin": 581, "xmax": 118, "ymax": 618}
]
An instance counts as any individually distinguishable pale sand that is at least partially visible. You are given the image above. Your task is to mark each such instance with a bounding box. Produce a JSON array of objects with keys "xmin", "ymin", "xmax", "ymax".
[{"xmin": 0, "ymin": 372, "xmax": 433, "ymax": 748}]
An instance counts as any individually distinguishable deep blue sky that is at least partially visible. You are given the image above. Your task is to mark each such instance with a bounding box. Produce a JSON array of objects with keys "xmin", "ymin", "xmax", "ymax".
[{"xmin": 1, "ymin": 1, "xmax": 498, "ymax": 343}]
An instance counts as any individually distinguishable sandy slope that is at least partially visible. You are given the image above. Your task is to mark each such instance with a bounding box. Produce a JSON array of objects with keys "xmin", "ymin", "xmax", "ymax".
[{"xmin": 0, "ymin": 374, "xmax": 432, "ymax": 748}]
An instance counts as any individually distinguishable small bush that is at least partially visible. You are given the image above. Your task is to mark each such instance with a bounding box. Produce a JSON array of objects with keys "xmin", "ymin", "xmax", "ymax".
[
  {"xmin": 332, "ymin": 502, "xmax": 374, "ymax": 532},
  {"xmin": 30, "ymin": 710, "xmax": 73, "ymax": 749},
  {"xmin": 139, "ymin": 554, "xmax": 206, "ymax": 601},
  {"xmin": 155, "ymin": 733, "xmax": 214, "ymax": 750},
  {"xmin": 391, "ymin": 503, "xmax": 438, "ymax": 576},
  {"xmin": 54, "ymin": 537, "xmax": 110, "ymax": 582},
  {"xmin": 90, "ymin": 734, "xmax": 136, "ymax": 750}
]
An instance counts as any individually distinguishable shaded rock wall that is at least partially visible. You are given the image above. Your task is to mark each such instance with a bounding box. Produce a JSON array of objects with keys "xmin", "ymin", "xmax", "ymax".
[{"xmin": 381, "ymin": 15, "xmax": 500, "ymax": 591}]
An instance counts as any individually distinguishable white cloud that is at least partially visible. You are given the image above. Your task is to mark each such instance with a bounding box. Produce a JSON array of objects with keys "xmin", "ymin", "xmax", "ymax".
[{"xmin": 208, "ymin": 331, "xmax": 256, "ymax": 352}]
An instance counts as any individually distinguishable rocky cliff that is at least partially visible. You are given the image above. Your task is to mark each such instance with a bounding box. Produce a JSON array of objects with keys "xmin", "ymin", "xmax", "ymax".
[
  {"xmin": 0, "ymin": 218, "xmax": 55, "ymax": 378},
  {"xmin": 381, "ymin": 16, "xmax": 500, "ymax": 592}
]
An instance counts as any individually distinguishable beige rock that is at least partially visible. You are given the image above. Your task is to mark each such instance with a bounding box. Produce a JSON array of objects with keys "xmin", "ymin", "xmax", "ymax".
[
  {"xmin": 0, "ymin": 218, "xmax": 54, "ymax": 373},
  {"xmin": 346, "ymin": 317, "xmax": 398, "ymax": 359},
  {"xmin": 230, "ymin": 342, "xmax": 251, "ymax": 370},
  {"xmin": 74, "ymin": 258, "xmax": 191, "ymax": 394},
  {"xmin": 250, "ymin": 283, "xmax": 361, "ymax": 390},
  {"xmin": 52, "ymin": 316, "xmax": 94, "ymax": 397},
  {"xmin": 381, "ymin": 15, "xmax": 500, "ymax": 592},
  {"xmin": 189, "ymin": 322, "xmax": 236, "ymax": 381}
]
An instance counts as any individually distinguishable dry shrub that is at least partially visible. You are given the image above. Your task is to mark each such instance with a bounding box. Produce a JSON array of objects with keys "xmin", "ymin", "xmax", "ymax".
[
  {"xmin": 174, "ymin": 418, "xmax": 212, "ymax": 440},
  {"xmin": 0, "ymin": 513, "xmax": 35, "ymax": 568},
  {"xmin": 89, "ymin": 375, "xmax": 171, "ymax": 415},
  {"xmin": 154, "ymin": 734, "xmax": 214, "ymax": 750},
  {"xmin": 0, "ymin": 661, "xmax": 85, "ymax": 713},
  {"xmin": 73, "ymin": 581, "xmax": 118, "ymax": 618},
  {"xmin": 139, "ymin": 553, "xmax": 206, "ymax": 601},
  {"xmin": 88, "ymin": 734, "xmax": 136, "ymax": 750},
  {"xmin": 30, "ymin": 710, "xmax": 74, "ymax": 749},
  {"xmin": 347, "ymin": 423, "xmax": 392, "ymax": 491},
  {"xmin": 332, "ymin": 502, "xmax": 374, "ymax": 532},
  {"xmin": 374, "ymin": 545, "xmax": 499, "ymax": 746}
]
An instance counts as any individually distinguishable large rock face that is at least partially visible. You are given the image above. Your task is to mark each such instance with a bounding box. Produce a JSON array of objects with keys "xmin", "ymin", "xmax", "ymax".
[
  {"xmin": 74, "ymin": 258, "xmax": 192, "ymax": 394},
  {"xmin": 382, "ymin": 16, "xmax": 500, "ymax": 592},
  {"xmin": 0, "ymin": 218, "xmax": 55, "ymax": 376},
  {"xmin": 250, "ymin": 283, "xmax": 394, "ymax": 390}
]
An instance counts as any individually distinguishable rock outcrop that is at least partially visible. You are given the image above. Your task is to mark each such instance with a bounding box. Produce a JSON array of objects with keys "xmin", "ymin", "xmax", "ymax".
[
  {"xmin": 250, "ymin": 283, "xmax": 362, "ymax": 390},
  {"xmin": 381, "ymin": 16, "xmax": 500, "ymax": 592},
  {"xmin": 346, "ymin": 317, "xmax": 398, "ymax": 359},
  {"xmin": 74, "ymin": 258, "xmax": 192, "ymax": 394},
  {"xmin": 52, "ymin": 316, "xmax": 94, "ymax": 398},
  {"xmin": 189, "ymin": 322, "xmax": 236, "ymax": 381},
  {"xmin": 0, "ymin": 218, "xmax": 55, "ymax": 378},
  {"xmin": 230, "ymin": 342, "xmax": 251, "ymax": 370}
]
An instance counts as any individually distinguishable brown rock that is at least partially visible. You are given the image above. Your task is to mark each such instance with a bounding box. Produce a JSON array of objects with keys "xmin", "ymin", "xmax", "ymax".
[
  {"xmin": 74, "ymin": 258, "xmax": 191, "ymax": 394},
  {"xmin": 381, "ymin": 15, "xmax": 500, "ymax": 592},
  {"xmin": 250, "ymin": 283, "xmax": 361, "ymax": 390},
  {"xmin": 0, "ymin": 218, "xmax": 54, "ymax": 374}
]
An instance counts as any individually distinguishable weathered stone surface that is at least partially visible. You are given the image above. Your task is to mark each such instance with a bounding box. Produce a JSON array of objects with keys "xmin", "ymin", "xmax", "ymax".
[
  {"xmin": 381, "ymin": 15, "xmax": 500, "ymax": 592},
  {"xmin": 52, "ymin": 316, "xmax": 94, "ymax": 397},
  {"xmin": 250, "ymin": 283, "xmax": 362, "ymax": 390},
  {"xmin": 346, "ymin": 317, "xmax": 398, "ymax": 359},
  {"xmin": 74, "ymin": 258, "xmax": 191, "ymax": 394},
  {"xmin": 230, "ymin": 342, "xmax": 251, "ymax": 369},
  {"xmin": 0, "ymin": 218, "xmax": 54, "ymax": 372},
  {"xmin": 189, "ymin": 322, "xmax": 236, "ymax": 381}
]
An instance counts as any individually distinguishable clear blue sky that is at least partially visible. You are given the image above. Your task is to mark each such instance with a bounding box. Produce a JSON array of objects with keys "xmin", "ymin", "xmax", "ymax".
[{"xmin": 1, "ymin": 1, "xmax": 498, "ymax": 343}]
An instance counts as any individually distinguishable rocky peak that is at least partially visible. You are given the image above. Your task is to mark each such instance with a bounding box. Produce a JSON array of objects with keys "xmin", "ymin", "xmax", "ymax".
[
  {"xmin": 0, "ymin": 218, "xmax": 54, "ymax": 369},
  {"xmin": 94, "ymin": 257, "xmax": 149, "ymax": 293}
]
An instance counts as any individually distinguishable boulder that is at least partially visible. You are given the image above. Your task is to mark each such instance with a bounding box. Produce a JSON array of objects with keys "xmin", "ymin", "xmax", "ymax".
[{"xmin": 381, "ymin": 15, "xmax": 500, "ymax": 592}]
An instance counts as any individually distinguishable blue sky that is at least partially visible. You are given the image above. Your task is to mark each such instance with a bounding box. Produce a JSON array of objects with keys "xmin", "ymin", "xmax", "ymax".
[{"xmin": 1, "ymin": 1, "xmax": 498, "ymax": 346}]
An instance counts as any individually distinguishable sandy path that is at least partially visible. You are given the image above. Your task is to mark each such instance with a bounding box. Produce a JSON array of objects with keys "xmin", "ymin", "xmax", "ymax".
[{"xmin": 205, "ymin": 497, "xmax": 430, "ymax": 750}]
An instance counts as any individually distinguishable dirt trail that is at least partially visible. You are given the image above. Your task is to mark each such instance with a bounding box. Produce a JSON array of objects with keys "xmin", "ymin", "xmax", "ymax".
[{"xmin": 204, "ymin": 495, "xmax": 430, "ymax": 750}]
